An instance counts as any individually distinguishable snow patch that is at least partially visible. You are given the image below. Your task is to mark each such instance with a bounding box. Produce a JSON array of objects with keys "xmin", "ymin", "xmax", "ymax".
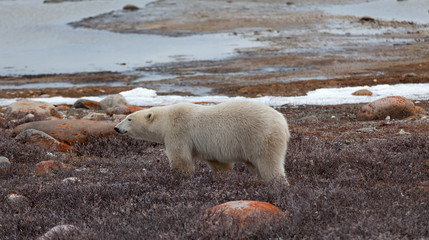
[{"xmin": 1, "ymin": 83, "xmax": 429, "ymax": 107}]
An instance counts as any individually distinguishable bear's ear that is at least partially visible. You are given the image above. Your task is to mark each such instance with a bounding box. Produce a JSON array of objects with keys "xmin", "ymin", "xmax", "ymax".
[{"xmin": 147, "ymin": 112, "xmax": 154, "ymax": 122}]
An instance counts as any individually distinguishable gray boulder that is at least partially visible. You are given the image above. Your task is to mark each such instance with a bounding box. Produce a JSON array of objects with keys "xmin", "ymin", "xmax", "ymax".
[{"xmin": 97, "ymin": 94, "xmax": 128, "ymax": 111}]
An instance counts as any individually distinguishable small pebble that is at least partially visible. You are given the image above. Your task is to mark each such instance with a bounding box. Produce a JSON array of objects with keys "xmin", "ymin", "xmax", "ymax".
[
  {"xmin": 0, "ymin": 156, "xmax": 11, "ymax": 173},
  {"xmin": 62, "ymin": 177, "xmax": 80, "ymax": 183},
  {"xmin": 397, "ymin": 129, "xmax": 410, "ymax": 135}
]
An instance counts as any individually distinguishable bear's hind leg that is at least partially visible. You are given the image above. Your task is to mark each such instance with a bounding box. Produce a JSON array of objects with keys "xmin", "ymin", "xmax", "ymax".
[
  {"xmin": 254, "ymin": 159, "xmax": 290, "ymax": 186},
  {"xmin": 206, "ymin": 160, "xmax": 233, "ymax": 177}
]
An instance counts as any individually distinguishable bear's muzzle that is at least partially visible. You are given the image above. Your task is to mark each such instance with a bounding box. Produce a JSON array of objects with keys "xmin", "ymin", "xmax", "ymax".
[{"xmin": 114, "ymin": 127, "xmax": 127, "ymax": 134}]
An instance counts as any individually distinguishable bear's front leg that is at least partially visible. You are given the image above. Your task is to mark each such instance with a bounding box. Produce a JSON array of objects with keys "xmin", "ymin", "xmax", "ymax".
[
  {"xmin": 206, "ymin": 160, "xmax": 233, "ymax": 178},
  {"xmin": 165, "ymin": 141, "xmax": 195, "ymax": 179}
]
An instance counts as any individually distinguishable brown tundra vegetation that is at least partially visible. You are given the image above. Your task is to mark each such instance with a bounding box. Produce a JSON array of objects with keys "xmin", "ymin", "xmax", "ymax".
[{"xmin": 1, "ymin": 102, "xmax": 428, "ymax": 239}]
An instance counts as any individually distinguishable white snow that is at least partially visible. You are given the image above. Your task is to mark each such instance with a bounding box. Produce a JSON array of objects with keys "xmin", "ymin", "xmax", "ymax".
[{"xmin": 1, "ymin": 84, "xmax": 429, "ymax": 107}]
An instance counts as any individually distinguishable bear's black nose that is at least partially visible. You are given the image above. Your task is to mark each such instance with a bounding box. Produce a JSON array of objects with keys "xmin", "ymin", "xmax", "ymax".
[{"xmin": 114, "ymin": 127, "xmax": 120, "ymax": 133}]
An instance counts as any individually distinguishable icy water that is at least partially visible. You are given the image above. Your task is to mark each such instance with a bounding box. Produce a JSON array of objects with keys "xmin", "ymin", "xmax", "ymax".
[
  {"xmin": 0, "ymin": 0, "xmax": 261, "ymax": 76},
  {"xmin": 1, "ymin": 0, "xmax": 426, "ymax": 76}
]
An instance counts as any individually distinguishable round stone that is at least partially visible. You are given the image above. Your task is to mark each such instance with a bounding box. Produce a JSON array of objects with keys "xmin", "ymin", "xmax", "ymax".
[{"xmin": 204, "ymin": 200, "xmax": 286, "ymax": 227}]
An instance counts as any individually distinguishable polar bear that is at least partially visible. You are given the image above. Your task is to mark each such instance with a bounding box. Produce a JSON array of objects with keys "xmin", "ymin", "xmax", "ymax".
[{"xmin": 114, "ymin": 100, "xmax": 290, "ymax": 184}]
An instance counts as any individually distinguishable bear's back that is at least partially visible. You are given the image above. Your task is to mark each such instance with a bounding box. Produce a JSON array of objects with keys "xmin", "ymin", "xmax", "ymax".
[
  {"xmin": 203, "ymin": 100, "xmax": 286, "ymax": 127},
  {"xmin": 187, "ymin": 100, "xmax": 288, "ymax": 162}
]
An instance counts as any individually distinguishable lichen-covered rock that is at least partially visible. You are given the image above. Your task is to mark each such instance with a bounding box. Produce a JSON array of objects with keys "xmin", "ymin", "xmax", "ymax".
[
  {"xmin": 14, "ymin": 119, "xmax": 117, "ymax": 144},
  {"xmin": 72, "ymin": 99, "xmax": 99, "ymax": 110},
  {"xmin": 15, "ymin": 129, "xmax": 75, "ymax": 152},
  {"xmin": 0, "ymin": 156, "xmax": 11, "ymax": 173},
  {"xmin": 204, "ymin": 200, "xmax": 286, "ymax": 228},
  {"xmin": 5, "ymin": 100, "xmax": 59, "ymax": 120},
  {"xmin": 97, "ymin": 94, "xmax": 127, "ymax": 110},
  {"xmin": 35, "ymin": 160, "xmax": 69, "ymax": 176},
  {"xmin": 357, "ymin": 96, "xmax": 422, "ymax": 121}
]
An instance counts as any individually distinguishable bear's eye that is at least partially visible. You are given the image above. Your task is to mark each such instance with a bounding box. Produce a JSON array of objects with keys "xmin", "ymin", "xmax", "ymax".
[
  {"xmin": 128, "ymin": 118, "xmax": 132, "ymax": 122},
  {"xmin": 147, "ymin": 113, "xmax": 152, "ymax": 119}
]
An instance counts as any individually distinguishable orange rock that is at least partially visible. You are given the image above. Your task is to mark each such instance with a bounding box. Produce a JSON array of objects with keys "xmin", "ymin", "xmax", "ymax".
[
  {"xmin": 15, "ymin": 129, "xmax": 75, "ymax": 152},
  {"xmin": 357, "ymin": 96, "xmax": 416, "ymax": 121},
  {"xmin": 5, "ymin": 100, "xmax": 60, "ymax": 120},
  {"xmin": 55, "ymin": 104, "xmax": 70, "ymax": 111},
  {"xmin": 352, "ymin": 89, "xmax": 373, "ymax": 96},
  {"xmin": 204, "ymin": 200, "xmax": 286, "ymax": 227},
  {"xmin": 35, "ymin": 160, "xmax": 68, "ymax": 176},
  {"xmin": 14, "ymin": 119, "xmax": 117, "ymax": 144},
  {"xmin": 72, "ymin": 99, "xmax": 99, "ymax": 110}
]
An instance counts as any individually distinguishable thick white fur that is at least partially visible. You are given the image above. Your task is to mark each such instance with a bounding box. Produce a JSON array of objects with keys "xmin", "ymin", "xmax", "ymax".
[{"xmin": 115, "ymin": 100, "xmax": 290, "ymax": 184}]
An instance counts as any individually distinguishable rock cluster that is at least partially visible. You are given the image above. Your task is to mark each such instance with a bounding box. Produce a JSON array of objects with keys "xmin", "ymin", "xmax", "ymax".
[
  {"xmin": 14, "ymin": 119, "xmax": 117, "ymax": 144},
  {"xmin": 0, "ymin": 94, "xmax": 145, "ymax": 177}
]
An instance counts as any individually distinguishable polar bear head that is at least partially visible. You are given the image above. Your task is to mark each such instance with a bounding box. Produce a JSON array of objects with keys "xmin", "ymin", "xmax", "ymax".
[{"xmin": 114, "ymin": 108, "xmax": 166, "ymax": 143}]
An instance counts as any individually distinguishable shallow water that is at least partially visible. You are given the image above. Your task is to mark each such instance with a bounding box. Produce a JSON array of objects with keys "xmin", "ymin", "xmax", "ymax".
[
  {"xmin": 0, "ymin": 0, "xmax": 262, "ymax": 76},
  {"xmin": 320, "ymin": 0, "xmax": 429, "ymax": 24}
]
